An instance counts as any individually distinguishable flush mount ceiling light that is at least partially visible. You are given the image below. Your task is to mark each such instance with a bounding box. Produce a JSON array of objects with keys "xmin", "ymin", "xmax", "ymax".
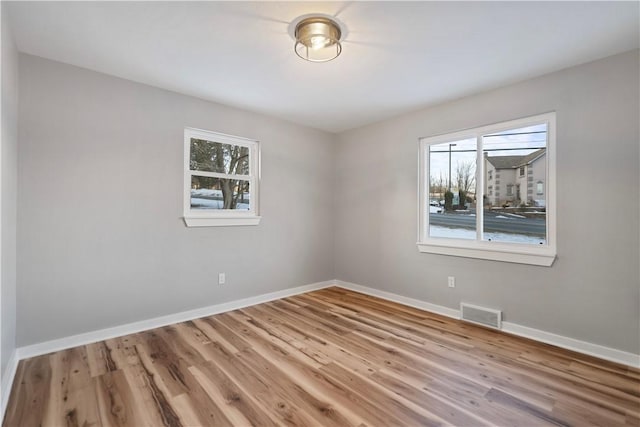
[{"xmin": 294, "ymin": 16, "xmax": 342, "ymax": 62}]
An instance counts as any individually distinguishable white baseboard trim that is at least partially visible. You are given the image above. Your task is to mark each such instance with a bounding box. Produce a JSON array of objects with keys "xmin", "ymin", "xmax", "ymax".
[
  {"xmin": 1, "ymin": 349, "xmax": 19, "ymax": 420},
  {"xmin": 9, "ymin": 277, "xmax": 639, "ymax": 397},
  {"xmin": 334, "ymin": 280, "xmax": 640, "ymax": 368},
  {"xmin": 334, "ymin": 280, "xmax": 460, "ymax": 319},
  {"xmin": 17, "ymin": 280, "xmax": 335, "ymax": 361},
  {"xmin": 501, "ymin": 322, "xmax": 640, "ymax": 368}
]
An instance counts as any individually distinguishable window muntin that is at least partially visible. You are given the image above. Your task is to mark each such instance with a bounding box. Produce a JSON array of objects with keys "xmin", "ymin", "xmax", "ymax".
[
  {"xmin": 184, "ymin": 128, "xmax": 260, "ymax": 226},
  {"xmin": 418, "ymin": 113, "xmax": 556, "ymax": 266}
]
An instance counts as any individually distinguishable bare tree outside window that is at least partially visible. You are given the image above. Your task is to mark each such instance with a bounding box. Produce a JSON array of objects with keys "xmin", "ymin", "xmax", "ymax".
[
  {"xmin": 455, "ymin": 160, "xmax": 475, "ymax": 208},
  {"xmin": 429, "ymin": 172, "xmax": 447, "ymax": 204}
]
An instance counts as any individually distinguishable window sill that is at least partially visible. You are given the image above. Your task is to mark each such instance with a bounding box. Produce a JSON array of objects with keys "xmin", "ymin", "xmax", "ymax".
[
  {"xmin": 417, "ymin": 241, "xmax": 556, "ymax": 266},
  {"xmin": 183, "ymin": 216, "xmax": 262, "ymax": 227}
]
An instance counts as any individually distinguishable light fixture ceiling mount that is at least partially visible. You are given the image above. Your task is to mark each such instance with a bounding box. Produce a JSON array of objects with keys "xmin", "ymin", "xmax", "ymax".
[{"xmin": 294, "ymin": 16, "xmax": 342, "ymax": 63}]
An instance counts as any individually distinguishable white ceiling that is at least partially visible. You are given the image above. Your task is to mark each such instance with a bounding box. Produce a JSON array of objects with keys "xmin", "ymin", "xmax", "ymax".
[{"xmin": 6, "ymin": 1, "xmax": 639, "ymax": 133}]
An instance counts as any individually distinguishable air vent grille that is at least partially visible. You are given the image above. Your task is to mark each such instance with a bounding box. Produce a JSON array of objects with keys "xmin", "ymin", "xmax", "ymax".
[{"xmin": 460, "ymin": 303, "xmax": 502, "ymax": 329}]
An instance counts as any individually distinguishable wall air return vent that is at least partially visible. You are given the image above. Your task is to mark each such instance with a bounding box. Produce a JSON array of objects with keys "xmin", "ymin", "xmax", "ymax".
[{"xmin": 460, "ymin": 303, "xmax": 502, "ymax": 329}]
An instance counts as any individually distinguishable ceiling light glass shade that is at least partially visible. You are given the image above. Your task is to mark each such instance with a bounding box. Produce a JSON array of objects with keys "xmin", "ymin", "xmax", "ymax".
[{"xmin": 294, "ymin": 17, "xmax": 342, "ymax": 62}]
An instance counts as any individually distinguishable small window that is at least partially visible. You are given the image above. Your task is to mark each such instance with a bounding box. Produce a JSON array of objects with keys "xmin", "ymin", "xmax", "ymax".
[
  {"xmin": 418, "ymin": 112, "xmax": 556, "ymax": 266},
  {"xmin": 184, "ymin": 128, "xmax": 261, "ymax": 227}
]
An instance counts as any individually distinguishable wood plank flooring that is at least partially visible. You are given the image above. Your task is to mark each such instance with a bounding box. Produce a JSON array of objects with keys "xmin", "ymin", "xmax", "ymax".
[{"xmin": 4, "ymin": 287, "xmax": 640, "ymax": 426}]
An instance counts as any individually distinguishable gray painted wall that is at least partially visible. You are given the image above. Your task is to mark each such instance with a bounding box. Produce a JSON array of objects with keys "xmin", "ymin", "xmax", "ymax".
[
  {"xmin": 14, "ymin": 49, "xmax": 640, "ymax": 356},
  {"xmin": 1, "ymin": 6, "xmax": 18, "ymax": 379},
  {"xmin": 17, "ymin": 54, "xmax": 335, "ymax": 346},
  {"xmin": 334, "ymin": 50, "xmax": 640, "ymax": 354}
]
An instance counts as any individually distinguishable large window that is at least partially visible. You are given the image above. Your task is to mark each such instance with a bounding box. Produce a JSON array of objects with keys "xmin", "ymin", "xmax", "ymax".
[
  {"xmin": 184, "ymin": 128, "xmax": 261, "ymax": 227},
  {"xmin": 418, "ymin": 113, "xmax": 556, "ymax": 266}
]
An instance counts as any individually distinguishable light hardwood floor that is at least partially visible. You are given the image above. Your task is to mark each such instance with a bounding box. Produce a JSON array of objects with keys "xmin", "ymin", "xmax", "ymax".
[{"xmin": 4, "ymin": 287, "xmax": 640, "ymax": 426}]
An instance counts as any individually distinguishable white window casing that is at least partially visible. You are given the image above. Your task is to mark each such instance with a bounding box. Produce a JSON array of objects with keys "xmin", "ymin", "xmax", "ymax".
[
  {"xmin": 183, "ymin": 127, "xmax": 261, "ymax": 227},
  {"xmin": 417, "ymin": 112, "xmax": 556, "ymax": 266}
]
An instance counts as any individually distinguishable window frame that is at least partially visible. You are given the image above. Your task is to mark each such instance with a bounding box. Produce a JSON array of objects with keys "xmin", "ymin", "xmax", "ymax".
[
  {"xmin": 183, "ymin": 127, "xmax": 261, "ymax": 227},
  {"xmin": 417, "ymin": 112, "xmax": 556, "ymax": 266}
]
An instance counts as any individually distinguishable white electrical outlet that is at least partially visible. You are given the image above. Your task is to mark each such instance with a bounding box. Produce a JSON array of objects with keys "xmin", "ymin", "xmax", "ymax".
[
  {"xmin": 218, "ymin": 273, "xmax": 226, "ymax": 285},
  {"xmin": 448, "ymin": 276, "xmax": 455, "ymax": 288}
]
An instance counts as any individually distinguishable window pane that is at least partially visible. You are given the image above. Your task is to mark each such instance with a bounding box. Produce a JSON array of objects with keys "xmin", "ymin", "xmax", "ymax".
[
  {"xmin": 190, "ymin": 176, "xmax": 250, "ymax": 210},
  {"xmin": 428, "ymin": 138, "xmax": 477, "ymax": 239},
  {"xmin": 482, "ymin": 124, "xmax": 547, "ymax": 244},
  {"xmin": 190, "ymin": 139, "xmax": 249, "ymax": 175}
]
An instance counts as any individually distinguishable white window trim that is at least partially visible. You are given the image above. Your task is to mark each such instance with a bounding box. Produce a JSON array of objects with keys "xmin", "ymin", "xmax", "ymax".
[
  {"xmin": 183, "ymin": 127, "xmax": 261, "ymax": 227},
  {"xmin": 417, "ymin": 112, "xmax": 556, "ymax": 266}
]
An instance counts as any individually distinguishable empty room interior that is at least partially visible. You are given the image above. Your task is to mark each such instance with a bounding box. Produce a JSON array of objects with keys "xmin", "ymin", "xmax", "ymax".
[{"xmin": 1, "ymin": 1, "xmax": 639, "ymax": 426}]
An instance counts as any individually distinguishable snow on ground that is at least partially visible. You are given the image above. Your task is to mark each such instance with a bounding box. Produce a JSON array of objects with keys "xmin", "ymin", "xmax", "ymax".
[
  {"xmin": 190, "ymin": 188, "xmax": 250, "ymax": 210},
  {"xmin": 429, "ymin": 225, "xmax": 546, "ymax": 244},
  {"xmin": 191, "ymin": 188, "xmax": 251, "ymax": 200},
  {"xmin": 429, "ymin": 208, "xmax": 476, "ymax": 216},
  {"xmin": 502, "ymin": 212, "xmax": 526, "ymax": 218},
  {"xmin": 192, "ymin": 188, "xmax": 223, "ymax": 197},
  {"xmin": 191, "ymin": 198, "xmax": 250, "ymax": 210}
]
